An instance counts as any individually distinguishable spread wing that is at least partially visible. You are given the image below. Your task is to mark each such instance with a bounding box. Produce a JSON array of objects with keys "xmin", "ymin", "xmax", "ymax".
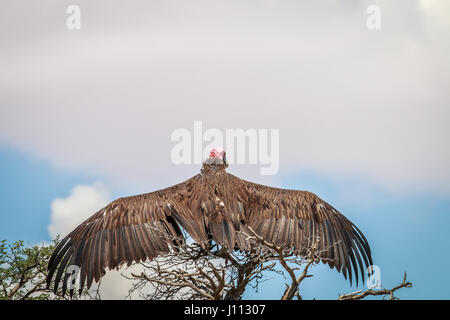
[
  {"xmin": 46, "ymin": 177, "xmax": 211, "ymax": 296},
  {"xmin": 236, "ymin": 177, "xmax": 373, "ymax": 285}
]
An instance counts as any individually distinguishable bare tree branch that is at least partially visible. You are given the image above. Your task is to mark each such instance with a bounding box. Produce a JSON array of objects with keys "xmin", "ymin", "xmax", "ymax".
[{"xmin": 122, "ymin": 228, "xmax": 412, "ymax": 301}]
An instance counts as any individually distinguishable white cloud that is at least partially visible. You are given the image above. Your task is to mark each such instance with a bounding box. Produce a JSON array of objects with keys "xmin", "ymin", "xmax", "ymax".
[
  {"xmin": 97, "ymin": 265, "xmax": 145, "ymax": 300},
  {"xmin": 48, "ymin": 182, "xmax": 110, "ymax": 239},
  {"xmin": 0, "ymin": 1, "xmax": 449, "ymax": 194}
]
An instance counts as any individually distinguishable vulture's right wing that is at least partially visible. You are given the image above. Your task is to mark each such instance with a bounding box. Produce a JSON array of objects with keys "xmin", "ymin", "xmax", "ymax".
[
  {"xmin": 46, "ymin": 177, "xmax": 210, "ymax": 296},
  {"xmin": 238, "ymin": 178, "xmax": 373, "ymax": 285}
]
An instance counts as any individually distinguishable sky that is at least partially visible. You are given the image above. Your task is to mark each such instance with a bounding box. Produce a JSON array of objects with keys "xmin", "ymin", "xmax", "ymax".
[{"xmin": 1, "ymin": 0, "xmax": 449, "ymax": 299}]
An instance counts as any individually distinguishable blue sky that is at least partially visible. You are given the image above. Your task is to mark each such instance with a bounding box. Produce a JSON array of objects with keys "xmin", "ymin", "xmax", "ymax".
[{"xmin": 1, "ymin": 146, "xmax": 449, "ymax": 299}]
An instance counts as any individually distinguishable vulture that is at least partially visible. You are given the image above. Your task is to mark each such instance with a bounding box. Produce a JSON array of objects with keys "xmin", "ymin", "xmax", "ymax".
[{"xmin": 47, "ymin": 148, "xmax": 373, "ymax": 296}]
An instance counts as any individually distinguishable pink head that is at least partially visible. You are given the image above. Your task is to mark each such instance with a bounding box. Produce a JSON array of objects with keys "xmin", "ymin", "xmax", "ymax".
[{"xmin": 209, "ymin": 147, "xmax": 227, "ymax": 163}]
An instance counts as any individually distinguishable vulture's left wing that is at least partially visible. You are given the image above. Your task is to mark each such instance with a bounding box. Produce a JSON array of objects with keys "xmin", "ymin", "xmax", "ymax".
[{"xmin": 236, "ymin": 178, "xmax": 373, "ymax": 285}]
